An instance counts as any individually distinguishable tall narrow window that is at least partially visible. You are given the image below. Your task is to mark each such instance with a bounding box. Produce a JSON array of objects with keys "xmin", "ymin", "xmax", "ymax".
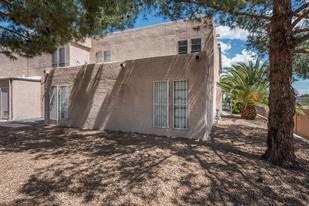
[
  {"xmin": 52, "ymin": 51, "xmax": 57, "ymax": 67},
  {"xmin": 173, "ymin": 80, "xmax": 188, "ymax": 129},
  {"xmin": 0, "ymin": 87, "xmax": 9, "ymax": 120},
  {"xmin": 104, "ymin": 50, "xmax": 111, "ymax": 62},
  {"xmin": 50, "ymin": 86, "xmax": 58, "ymax": 120},
  {"xmin": 178, "ymin": 40, "xmax": 188, "ymax": 54},
  {"xmin": 59, "ymin": 48, "xmax": 65, "ymax": 67},
  {"xmin": 96, "ymin": 51, "xmax": 102, "ymax": 63},
  {"xmin": 191, "ymin": 38, "xmax": 201, "ymax": 53},
  {"xmin": 153, "ymin": 81, "xmax": 169, "ymax": 128},
  {"xmin": 50, "ymin": 86, "xmax": 69, "ymax": 120},
  {"xmin": 59, "ymin": 86, "xmax": 69, "ymax": 120}
]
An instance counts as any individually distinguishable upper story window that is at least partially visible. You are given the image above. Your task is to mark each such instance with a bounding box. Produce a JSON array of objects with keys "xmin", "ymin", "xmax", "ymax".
[
  {"xmin": 178, "ymin": 40, "xmax": 188, "ymax": 54},
  {"xmin": 59, "ymin": 48, "xmax": 65, "ymax": 67},
  {"xmin": 96, "ymin": 51, "xmax": 103, "ymax": 63},
  {"xmin": 104, "ymin": 50, "xmax": 111, "ymax": 62},
  {"xmin": 52, "ymin": 51, "xmax": 57, "ymax": 67},
  {"xmin": 191, "ymin": 38, "xmax": 201, "ymax": 53}
]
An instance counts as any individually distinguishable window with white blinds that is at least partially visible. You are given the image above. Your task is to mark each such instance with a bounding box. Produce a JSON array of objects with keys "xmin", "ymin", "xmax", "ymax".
[
  {"xmin": 50, "ymin": 86, "xmax": 58, "ymax": 120},
  {"xmin": 50, "ymin": 85, "xmax": 69, "ymax": 120},
  {"xmin": 59, "ymin": 48, "xmax": 65, "ymax": 67},
  {"xmin": 153, "ymin": 81, "xmax": 169, "ymax": 128},
  {"xmin": 60, "ymin": 86, "xmax": 69, "ymax": 120},
  {"xmin": 173, "ymin": 80, "xmax": 188, "ymax": 129}
]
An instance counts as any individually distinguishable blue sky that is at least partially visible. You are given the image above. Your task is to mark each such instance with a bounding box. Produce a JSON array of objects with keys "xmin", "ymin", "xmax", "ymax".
[{"xmin": 133, "ymin": 13, "xmax": 309, "ymax": 95}]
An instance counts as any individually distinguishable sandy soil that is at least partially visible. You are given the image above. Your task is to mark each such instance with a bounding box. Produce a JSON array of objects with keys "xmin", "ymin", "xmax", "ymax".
[{"xmin": 0, "ymin": 115, "xmax": 308, "ymax": 206}]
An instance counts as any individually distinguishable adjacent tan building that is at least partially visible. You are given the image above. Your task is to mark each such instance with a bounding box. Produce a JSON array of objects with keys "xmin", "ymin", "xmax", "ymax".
[
  {"xmin": 45, "ymin": 18, "xmax": 222, "ymax": 139},
  {"xmin": 0, "ymin": 78, "xmax": 41, "ymax": 120}
]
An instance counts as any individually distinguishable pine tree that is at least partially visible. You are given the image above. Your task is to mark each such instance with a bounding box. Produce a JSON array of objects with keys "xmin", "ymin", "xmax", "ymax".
[
  {"xmin": 146, "ymin": 0, "xmax": 309, "ymax": 167},
  {"xmin": 0, "ymin": 0, "xmax": 139, "ymax": 58}
]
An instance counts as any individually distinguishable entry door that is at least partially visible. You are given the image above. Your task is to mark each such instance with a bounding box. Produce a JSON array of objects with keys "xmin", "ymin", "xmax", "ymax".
[
  {"xmin": 0, "ymin": 88, "xmax": 9, "ymax": 120},
  {"xmin": 50, "ymin": 86, "xmax": 69, "ymax": 124}
]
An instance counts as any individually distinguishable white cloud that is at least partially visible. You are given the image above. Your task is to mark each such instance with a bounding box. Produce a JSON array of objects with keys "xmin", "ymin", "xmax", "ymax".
[
  {"xmin": 218, "ymin": 41, "xmax": 231, "ymax": 55},
  {"xmin": 216, "ymin": 25, "xmax": 249, "ymax": 41},
  {"xmin": 300, "ymin": 79, "xmax": 309, "ymax": 83},
  {"xmin": 297, "ymin": 89, "xmax": 309, "ymax": 95},
  {"xmin": 221, "ymin": 49, "xmax": 257, "ymax": 68}
]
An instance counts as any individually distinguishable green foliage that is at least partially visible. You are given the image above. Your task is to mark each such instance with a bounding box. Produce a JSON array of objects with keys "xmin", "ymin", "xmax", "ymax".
[
  {"xmin": 218, "ymin": 59, "xmax": 269, "ymax": 109},
  {"xmin": 232, "ymin": 102, "xmax": 243, "ymax": 114},
  {"xmin": 0, "ymin": 0, "xmax": 140, "ymax": 58},
  {"xmin": 144, "ymin": 0, "xmax": 309, "ymax": 79}
]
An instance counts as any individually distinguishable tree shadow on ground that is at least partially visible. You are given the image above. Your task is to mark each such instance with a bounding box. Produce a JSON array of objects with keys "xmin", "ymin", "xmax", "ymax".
[{"xmin": 0, "ymin": 117, "xmax": 308, "ymax": 205}]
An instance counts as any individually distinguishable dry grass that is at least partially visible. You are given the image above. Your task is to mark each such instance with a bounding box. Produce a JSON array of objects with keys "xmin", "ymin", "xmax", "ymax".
[{"xmin": 0, "ymin": 115, "xmax": 308, "ymax": 206}]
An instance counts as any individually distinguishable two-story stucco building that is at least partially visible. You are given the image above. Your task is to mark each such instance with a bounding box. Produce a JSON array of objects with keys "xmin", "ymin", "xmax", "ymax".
[
  {"xmin": 44, "ymin": 17, "xmax": 221, "ymax": 140},
  {"xmin": 0, "ymin": 17, "xmax": 221, "ymax": 139}
]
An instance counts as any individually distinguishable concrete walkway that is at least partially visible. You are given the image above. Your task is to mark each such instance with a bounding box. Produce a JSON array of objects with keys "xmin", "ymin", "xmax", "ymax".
[{"xmin": 0, "ymin": 119, "xmax": 44, "ymax": 128}]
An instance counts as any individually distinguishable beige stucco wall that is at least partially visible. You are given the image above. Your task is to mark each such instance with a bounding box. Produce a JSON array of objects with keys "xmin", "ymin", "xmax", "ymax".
[
  {"xmin": 11, "ymin": 80, "xmax": 42, "ymax": 120},
  {"xmin": 46, "ymin": 51, "xmax": 214, "ymax": 139},
  {"xmin": 294, "ymin": 109, "xmax": 309, "ymax": 139},
  {"xmin": 90, "ymin": 18, "xmax": 214, "ymax": 63},
  {"xmin": 69, "ymin": 43, "xmax": 91, "ymax": 66},
  {"xmin": 0, "ymin": 54, "xmax": 50, "ymax": 78}
]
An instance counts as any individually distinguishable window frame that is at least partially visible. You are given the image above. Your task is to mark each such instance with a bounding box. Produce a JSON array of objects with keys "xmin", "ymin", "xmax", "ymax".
[
  {"xmin": 153, "ymin": 80, "xmax": 169, "ymax": 128},
  {"xmin": 191, "ymin": 38, "xmax": 202, "ymax": 53},
  {"xmin": 95, "ymin": 51, "xmax": 103, "ymax": 63},
  {"xmin": 178, "ymin": 40, "xmax": 188, "ymax": 54},
  {"xmin": 49, "ymin": 85, "xmax": 69, "ymax": 121},
  {"xmin": 59, "ymin": 47, "xmax": 65, "ymax": 67},
  {"xmin": 104, "ymin": 50, "xmax": 111, "ymax": 62},
  {"xmin": 173, "ymin": 80, "xmax": 188, "ymax": 130},
  {"xmin": 52, "ymin": 51, "xmax": 57, "ymax": 67}
]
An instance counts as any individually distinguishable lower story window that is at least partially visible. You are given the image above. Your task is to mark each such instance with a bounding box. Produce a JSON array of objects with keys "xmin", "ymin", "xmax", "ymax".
[
  {"xmin": 173, "ymin": 80, "xmax": 188, "ymax": 129},
  {"xmin": 153, "ymin": 81, "xmax": 169, "ymax": 128},
  {"xmin": 50, "ymin": 85, "xmax": 69, "ymax": 120}
]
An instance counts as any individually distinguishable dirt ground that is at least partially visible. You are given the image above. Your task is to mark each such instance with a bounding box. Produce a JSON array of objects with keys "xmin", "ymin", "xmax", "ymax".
[{"xmin": 0, "ymin": 115, "xmax": 308, "ymax": 206}]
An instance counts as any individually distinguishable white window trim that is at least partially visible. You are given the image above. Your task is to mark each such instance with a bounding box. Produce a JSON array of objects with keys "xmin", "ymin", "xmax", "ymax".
[
  {"xmin": 173, "ymin": 80, "xmax": 188, "ymax": 130},
  {"xmin": 153, "ymin": 80, "xmax": 169, "ymax": 128}
]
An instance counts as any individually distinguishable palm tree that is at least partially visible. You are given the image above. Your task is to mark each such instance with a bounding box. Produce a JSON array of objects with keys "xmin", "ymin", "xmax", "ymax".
[{"xmin": 218, "ymin": 59, "xmax": 269, "ymax": 120}]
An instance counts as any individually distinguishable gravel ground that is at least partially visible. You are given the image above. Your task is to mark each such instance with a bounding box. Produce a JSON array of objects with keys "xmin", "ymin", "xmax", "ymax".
[{"xmin": 0, "ymin": 115, "xmax": 308, "ymax": 206}]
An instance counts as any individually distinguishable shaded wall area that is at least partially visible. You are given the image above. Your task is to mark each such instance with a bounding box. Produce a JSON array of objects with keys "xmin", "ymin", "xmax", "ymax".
[{"xmin": 46, "ymin": 52, "xmax": 214, "ymax": 139}]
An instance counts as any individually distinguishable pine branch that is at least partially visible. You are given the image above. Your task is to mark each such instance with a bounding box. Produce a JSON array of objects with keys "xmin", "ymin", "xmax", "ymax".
[
  {"xmin": 295, "ymin": 49, "xmax": 309, "ymax": 54},
  {"xmin": 178, "ymin": 0, "xmax": 271, "ymax": 20},
  {"xmin": 289, "ymin": 10, "xmax": 309, "ymax": 34},
  {"xmin": 273, "ymin": 0, "xmax": 282, "ymax": 16},
  {"xmin": 291, "ymin": 2, "xmax": 309, "ymax": 17},
  {"xmin": 0, "ymin": 25, "xmax": 27, "ymax": 38},
  {"xmin": 293, "ymin": 34, "xmax": 309, "ymax": 46},
  {"xmin": 293, "ymin": 28, "xmax": 309, "ymax": 35},
  {"xmin": 233, "ymin": 11, "xmax": 271, "ymax": 20},
  {"xmin": 0, "ymin": 11, "xmax": 11, "ymax": 17}
]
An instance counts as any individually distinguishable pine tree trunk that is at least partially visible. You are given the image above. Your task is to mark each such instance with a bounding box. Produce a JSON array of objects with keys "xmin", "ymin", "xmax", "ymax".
[{"xmin": 262, "ymin": 1, "xmax": 298, "ymax": 167}]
